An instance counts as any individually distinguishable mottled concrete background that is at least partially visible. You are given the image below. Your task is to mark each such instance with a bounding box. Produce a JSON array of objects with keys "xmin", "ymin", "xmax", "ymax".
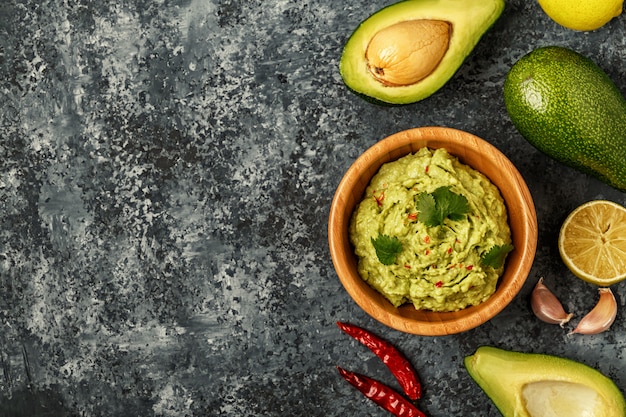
[{"xmin": 1, "ymin": 0, "xmax": 625, "ymax": 416}]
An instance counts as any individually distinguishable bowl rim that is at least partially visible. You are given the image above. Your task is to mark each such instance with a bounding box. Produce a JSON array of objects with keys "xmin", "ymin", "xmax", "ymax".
[{"xmin": 328, "ymin": 126, "xmax": 538, "ymax": 335}]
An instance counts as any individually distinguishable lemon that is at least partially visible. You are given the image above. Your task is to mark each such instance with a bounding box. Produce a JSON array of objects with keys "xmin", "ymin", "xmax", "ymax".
[
  {"xmin": 538, "ymin": 0, "xmax": 623, "ymax": 31},
  {"xmin": 558, "ymin": 200, "xmax": 626, "ymax": 286}
]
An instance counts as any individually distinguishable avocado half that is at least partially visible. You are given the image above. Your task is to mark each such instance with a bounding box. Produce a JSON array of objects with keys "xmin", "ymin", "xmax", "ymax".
[
  {"xmin": 465, "ymin": 346, "xmax": 626, "ymax": 417},
  {"xmin": 339, "ymin": 0, "xmax": 505, "ymax": 105}
]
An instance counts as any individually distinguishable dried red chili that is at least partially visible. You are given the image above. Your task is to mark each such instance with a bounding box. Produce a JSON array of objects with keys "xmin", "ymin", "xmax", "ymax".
[
  {"xmin": 336, "ymin": 322, "xmax": 421, "ymax": 400},
  {"xmin": 337, "ymin": 366, "xmax": 427, "ymax": 417}
]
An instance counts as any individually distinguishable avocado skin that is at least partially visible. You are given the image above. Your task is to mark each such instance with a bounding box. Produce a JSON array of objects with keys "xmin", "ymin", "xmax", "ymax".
[
  {"xmin": 339, "ymin": 0, "xmax": 505, "ymax": 105},
  {"xmin": 464, "ymin": 346, "xmax": 626, "ymax": 417},
  {"xmin": 504, "ymin": 46, "xmax": 626, "ymax": 192}
]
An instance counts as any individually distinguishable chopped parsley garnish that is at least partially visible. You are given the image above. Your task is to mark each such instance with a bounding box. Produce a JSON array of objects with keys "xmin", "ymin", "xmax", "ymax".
[
  {"xmin": 415, "ymin": 186, "xmax": 470, "ymax": 227},
  {"xmin": 371, "ymin": 234, "xmax": 403, "ymax": 265},
  {"xmin": 481, "ymin": 244, "xmax": 514, "ymax": 269}
]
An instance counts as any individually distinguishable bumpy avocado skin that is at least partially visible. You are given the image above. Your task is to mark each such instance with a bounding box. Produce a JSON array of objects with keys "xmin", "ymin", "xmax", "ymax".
[
  {"xmin": 464, "ymin": 346, "xmax": 626, "ymax": 417},
  {"xmin": 339, "ymin": 0, "xmax": 505, "ymax": 105},
  {"xmin": 504, "ymin": 46, "xmax": 626, "ymax": 192}
]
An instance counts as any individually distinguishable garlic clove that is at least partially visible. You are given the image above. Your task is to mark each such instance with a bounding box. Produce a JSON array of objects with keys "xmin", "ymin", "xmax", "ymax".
[
  {"xmin": 570, "ymin": 288, "xmax": 617, "ymax": 335},
  {"xmin": 531, "ymin": 277, "xmax": 574, "ymax": 327}
]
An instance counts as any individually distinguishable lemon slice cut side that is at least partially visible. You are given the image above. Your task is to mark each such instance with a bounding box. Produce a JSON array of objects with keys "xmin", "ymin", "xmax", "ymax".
[{"xmin": 558, "ymin": 200, "xmax": 626, "ymax": 286}]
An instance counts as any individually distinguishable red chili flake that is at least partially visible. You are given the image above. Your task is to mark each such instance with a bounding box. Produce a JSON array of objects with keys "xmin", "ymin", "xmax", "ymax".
[
  {"xmin": 404, "ymin": 264, "xmax": 411, "ymax": 269},
  {"xmin": 447, "ymin": 264, "xmax": 457, "ymax": 269},
  {"xmin": 408, "ymin": 213, "xmax": 417, "ymax": 221},
  {"xmin": 373, "ymin": 191, "xmax": 385, "ymax": 207},
  {"xmin": 435, "ymin": 281, "xmax": 443, "ymax": 288},
  {"xmin": 424, "ymin": 235, "xmax": 430, "ymax": 244},
  {"xmin": 466, "ymin": 265, "xmax": 474, "ymax": 270},
  {"xmin": 456, "ymin": 239, "xmax": 462, "ymax": 244},
  {"xmin": 447, "ymin": 247, "xmax": 453, "ymax": 254},
  {"xmin": 459, "ymin": 264, "xmax": 463, "ymax": 268},
  {"xmin": 424, "ymin": 165, "xmax": 430, "ymax": 173},
  {"xmin": 424, "ymin": 249, "xmax": 430, "ymax": 256}
]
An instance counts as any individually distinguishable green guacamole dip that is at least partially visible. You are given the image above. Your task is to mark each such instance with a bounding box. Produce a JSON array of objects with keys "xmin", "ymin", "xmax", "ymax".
[{"xmin": 349, "ymin": 147, "xmax": 512, "ymax": 312}]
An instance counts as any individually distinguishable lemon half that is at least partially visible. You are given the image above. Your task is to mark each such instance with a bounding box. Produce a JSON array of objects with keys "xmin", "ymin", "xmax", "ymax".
[
  {"xmin": 558, "ymin": 200, "xmax": 626, "ymax": 286},
  {"xmin": 538, "ymin": 0, "xmax": 623, "ymax": 31}
]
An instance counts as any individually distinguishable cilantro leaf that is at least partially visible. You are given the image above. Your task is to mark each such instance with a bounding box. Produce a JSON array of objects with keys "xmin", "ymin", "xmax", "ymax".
[
  {"xmin": 371, "ymin": 234, "xmax": 403, "ymax": 265},
  {"xmin": 415, "ymin": 192, "xmax": 438, "ymax": 225},
  {"xmin": 415, "ymin": 186, "xmax": 470, "ymax": 227},
  {"xmin": 481, "ymin": 244, "xmax": 514, "ymax": 269}
]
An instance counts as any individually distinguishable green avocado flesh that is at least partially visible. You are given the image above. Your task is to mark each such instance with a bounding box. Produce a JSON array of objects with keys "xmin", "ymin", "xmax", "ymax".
[
  {"xmin": 464, "ymin": 346, "xmax": 626, "ymax": 417},
  {"xmin": 339, "ymin": 0, "xmax": 505, "ymax": 105},
  {"xmin": 504, "ymin": 46, "xmax": 626, "ymax": 192}
]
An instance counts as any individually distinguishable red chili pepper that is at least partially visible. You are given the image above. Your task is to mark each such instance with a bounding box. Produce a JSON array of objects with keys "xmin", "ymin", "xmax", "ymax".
[
  {"xmin": 337, "ymin": 366, "xmax": 427, "ymax": 417},
  {"xmin": 336, "ymin": 322, "xmax": 421, "ymax": 400}
]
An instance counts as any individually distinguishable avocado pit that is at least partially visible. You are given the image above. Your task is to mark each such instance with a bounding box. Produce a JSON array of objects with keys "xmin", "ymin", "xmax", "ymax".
[
  {"xmin": 523, "ymin": 381, "xmax": 602, "ymax": 416},
  {"xmin": 365, "ymin": 20, "xmax": 451, "ymax": 87}
]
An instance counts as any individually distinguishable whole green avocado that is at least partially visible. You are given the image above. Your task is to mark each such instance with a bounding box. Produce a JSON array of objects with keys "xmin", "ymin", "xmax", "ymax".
[
  {"xmin": 504, "ymin": 46, "xmax": 626, "ymax": 192},
  {"xmin": 339, "ymin": 0, "xmax": 505, "ymax": 105}
]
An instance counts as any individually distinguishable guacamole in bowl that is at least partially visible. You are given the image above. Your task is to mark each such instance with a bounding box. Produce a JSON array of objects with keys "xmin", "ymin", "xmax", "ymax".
[{"xmin": 349, "ymin": 147, "xmax": 512, "ymax": 312}]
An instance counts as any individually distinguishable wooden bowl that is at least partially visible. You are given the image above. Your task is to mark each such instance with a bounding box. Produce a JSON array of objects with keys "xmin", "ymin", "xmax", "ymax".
[{"xmin": 328, "ymin": 127, "xmax": 537, "ymax": 336}]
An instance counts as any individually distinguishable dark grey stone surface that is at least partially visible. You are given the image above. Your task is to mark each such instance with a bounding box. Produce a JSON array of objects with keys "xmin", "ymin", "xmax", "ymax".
[{"xmin": 1, "ymin": 1, "xmax": 625, "ymax": 416}]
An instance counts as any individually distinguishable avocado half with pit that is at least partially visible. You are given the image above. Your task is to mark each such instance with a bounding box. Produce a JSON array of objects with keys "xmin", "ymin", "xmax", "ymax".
[
  {"xmin": 339, "ymin": 0, "xmax": 505, "ymax": 105},
  {"xmin": 465, "ymin": 346, "xmax": 626, "ymax": 417}
]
